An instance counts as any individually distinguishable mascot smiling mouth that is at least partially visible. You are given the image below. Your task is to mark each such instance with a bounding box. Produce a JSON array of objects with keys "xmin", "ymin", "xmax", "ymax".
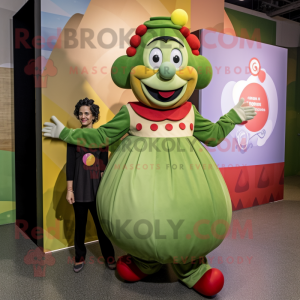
[
  {"xmin": 146, "ymin": 85, "xmax": 183, "ymax": 100},
  {"xmin": 142, "ymin": 83, "xmax": 186, "ymax": 103}
]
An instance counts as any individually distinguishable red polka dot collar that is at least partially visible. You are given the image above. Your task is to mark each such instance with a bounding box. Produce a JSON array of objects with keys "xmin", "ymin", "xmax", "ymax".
[{"xmin": 129, "ymin": 102, "xmax": 192, "ymax": 122}]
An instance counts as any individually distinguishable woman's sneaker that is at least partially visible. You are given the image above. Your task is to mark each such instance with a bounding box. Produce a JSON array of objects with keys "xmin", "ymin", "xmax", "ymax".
[
  {"xmin": 105, "ymin": 257, "xmax": 117, "ymax": 270},
  {"xmin": 106, "ymin": 261, "xmax": 117, "ymax": 270},
  {"xmin": 73, "ymin": 262, "xmax": 84, "ymax": 273}
]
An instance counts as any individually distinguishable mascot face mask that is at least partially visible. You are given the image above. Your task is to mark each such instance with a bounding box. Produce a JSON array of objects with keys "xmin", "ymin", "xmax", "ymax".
[{"xmin": 111, "ymin": 11, "xmax": 213, "ymax": 110}]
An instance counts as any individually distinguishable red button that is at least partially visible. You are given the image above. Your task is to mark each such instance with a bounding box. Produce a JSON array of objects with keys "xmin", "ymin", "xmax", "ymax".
[
  {"xmin": 179, "ymin": 123, "xmax": 186, "ymax": 130},
  {"xmin": 165, "ymin": 124, "xmax": 173, "ymax": 131},
  {"xmin": 150, "ymin": 124, "xmax": 158, "ymax": 131},
  {"xmin": 136, "ymin": 123, "xmax": 142, "ymax": 131},
  {"xmin": 190, "ymin": 123, "xmax": 194, "ymax": 130}
]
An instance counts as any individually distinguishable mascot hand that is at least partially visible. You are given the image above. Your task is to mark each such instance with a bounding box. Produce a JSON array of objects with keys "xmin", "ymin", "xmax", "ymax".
[
  {"xmin": 233, "ymin": 98, "xmax": 256, "ymax": 122},
  {"xmin": 42, "ymin": 116, "xmax": 65, "ymax": 138}
]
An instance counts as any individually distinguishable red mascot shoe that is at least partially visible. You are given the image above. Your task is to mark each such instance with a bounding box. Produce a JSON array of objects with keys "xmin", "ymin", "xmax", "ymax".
[
  {"xmin": 193, "ymin": 268, "xmax": 224, "ymax": 297},
  {"xmin": 116, "ymin": 255, "xmax": 148, "ymax": 282}
]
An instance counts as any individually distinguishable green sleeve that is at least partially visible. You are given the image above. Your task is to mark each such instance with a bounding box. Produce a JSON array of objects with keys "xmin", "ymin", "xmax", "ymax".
[
  {"xmin": 59, "ymin": 105, "xmax": 130, "ymax": 148},
  {"xmin": 193, "ymin": 105, "xmax": 242, "ymax": 147}
]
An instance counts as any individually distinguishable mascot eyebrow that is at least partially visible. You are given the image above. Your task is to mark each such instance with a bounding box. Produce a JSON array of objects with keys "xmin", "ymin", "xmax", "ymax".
[{"xmin": 147, "ymin": 36, "xmax": 184, "ymax": 47}]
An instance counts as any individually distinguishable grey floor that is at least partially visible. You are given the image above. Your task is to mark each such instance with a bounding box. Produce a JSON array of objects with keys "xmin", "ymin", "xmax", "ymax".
[{"xmin": 1, "ymin": 201, "xmax": 300, "ymax": 299}]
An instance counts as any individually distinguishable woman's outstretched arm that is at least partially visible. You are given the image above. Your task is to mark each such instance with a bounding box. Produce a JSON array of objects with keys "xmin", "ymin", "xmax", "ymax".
[{"xmin": 43, "ymin": 105, "xmax": 130, "ymax": 148}]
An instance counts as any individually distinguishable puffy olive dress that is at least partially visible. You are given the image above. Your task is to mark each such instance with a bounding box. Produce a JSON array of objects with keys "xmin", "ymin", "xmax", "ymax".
[{"xmin": 60, "ymin": 101, "xmax": 242, "ymax": 287}]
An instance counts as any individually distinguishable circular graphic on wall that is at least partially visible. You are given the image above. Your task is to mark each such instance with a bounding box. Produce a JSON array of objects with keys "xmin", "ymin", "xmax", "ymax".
[
  {"xmin": 249, "ymin": 57, "xmax": 260, "ymax": 76},
  {"xmin": 240, "ymin": 83, "xmax": 269, "ymax": 132},
  {"xmin": 221, "ymin": 58, "xmax": 278, "ymax": 151},
  {"xmin": 82, "ymin": 153, "xmax": 95, "ymax": 166}
]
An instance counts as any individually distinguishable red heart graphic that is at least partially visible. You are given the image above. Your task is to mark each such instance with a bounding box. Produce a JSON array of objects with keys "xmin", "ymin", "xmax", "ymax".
[{"xmin": 258, "ymin": 70, "xmax": 266, "ymax": 83}]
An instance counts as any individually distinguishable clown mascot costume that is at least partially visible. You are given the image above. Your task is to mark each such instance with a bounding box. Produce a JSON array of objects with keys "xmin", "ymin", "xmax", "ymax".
[{"xmin": 43, "ymin": 9, "xmax": 256, "ymax": 297}]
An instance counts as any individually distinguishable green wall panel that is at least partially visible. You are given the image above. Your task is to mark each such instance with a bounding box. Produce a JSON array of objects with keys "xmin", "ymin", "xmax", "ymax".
[
  {"xmin": 285, "ymin": 48, "xmax": 300, "ymax": 176},
  {"xmin": 225, "ymin": 8, "xmax": 276, "ymax": 45},
  {"xmin": 0, "ymin": 150, "xmax": 15, "ymax": 225}
]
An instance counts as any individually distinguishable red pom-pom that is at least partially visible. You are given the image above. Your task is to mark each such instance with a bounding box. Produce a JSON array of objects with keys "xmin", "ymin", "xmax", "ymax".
[
  {"xmin": 186, "ymin": 34, "xmax": 200, "ymax": 50},
  {"xmin": 180, "ymin": 27, "xmax": 190, "ymax": 38},
  {"xmin": 136, "ymin": 25, "xmax": 147, "ymax": 36},
  {"xmin": 126, "ymin": 47, "xmax": 136, "ymax": 57},
  {"xmin": 192, "ymin": 50, "xmax": 199, "ymax": 56},
  {"xmin": 130, "ymin": 35, "xmax": 141, "ymax": 48}
]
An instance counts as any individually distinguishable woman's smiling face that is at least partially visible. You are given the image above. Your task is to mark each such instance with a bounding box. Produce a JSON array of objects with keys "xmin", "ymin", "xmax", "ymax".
[{"xmin": 79, "ymin": 106, "xmax": 95, "ymax": 127}]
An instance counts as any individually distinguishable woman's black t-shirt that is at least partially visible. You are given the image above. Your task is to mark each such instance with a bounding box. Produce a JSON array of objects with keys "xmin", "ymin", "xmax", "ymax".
[{"xmin": 66, "ymin": 144, "xmax": 108, "ymax": 202}]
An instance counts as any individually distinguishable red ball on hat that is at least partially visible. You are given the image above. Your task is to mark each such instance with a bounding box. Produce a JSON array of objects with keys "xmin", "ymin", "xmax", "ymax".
[
  {"xmin": 186, "ymin": 34, "xmax": 200, "ymax": 50},
  {"xmin": 126, "ymin": 47, "xmax": 136, "ymax": 57},
  {"xmin": 136, "ymin": 25, "xmax": 147, "ymax": 36},
  {"xmin": 130, "ymin": 35, "xmax": 141, "ymax": 47},
  {"xmin": 180, "ymin": 26, "xmax": 190, "ymax": 38}
]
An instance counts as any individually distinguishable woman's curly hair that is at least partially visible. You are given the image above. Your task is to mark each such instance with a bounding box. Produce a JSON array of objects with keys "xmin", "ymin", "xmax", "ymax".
[{"xmin": 74, "ymin": 98, "xmax": 99, "ymax": 124}]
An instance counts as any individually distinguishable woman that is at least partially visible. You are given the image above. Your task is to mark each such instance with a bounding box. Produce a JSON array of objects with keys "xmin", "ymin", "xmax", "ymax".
[{"xmin": 66, "ymin": 98, "xmax": 116, "ymax": 273}]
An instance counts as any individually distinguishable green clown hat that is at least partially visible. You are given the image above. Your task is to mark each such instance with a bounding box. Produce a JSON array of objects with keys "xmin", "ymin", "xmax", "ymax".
[{"xmin": 111, "ymin": 9, "xmax": 212, "ymax": 91}]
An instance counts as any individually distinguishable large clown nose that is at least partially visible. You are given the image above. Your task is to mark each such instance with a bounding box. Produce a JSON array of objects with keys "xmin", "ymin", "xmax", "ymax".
[{"xmin": 159, "ymin": 62, "xmax": 176, "ymax": 80}]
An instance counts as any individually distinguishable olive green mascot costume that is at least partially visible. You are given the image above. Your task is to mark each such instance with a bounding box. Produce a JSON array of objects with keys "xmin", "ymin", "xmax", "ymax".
[{"xmin": 43, "ymin": 9, "xmax": 256, "ymax": 297}]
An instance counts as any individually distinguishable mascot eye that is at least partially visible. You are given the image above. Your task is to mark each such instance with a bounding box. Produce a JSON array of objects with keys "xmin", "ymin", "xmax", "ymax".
[
  {"xmin": 149, "ymin": 48, "xmax": 163, "ymax": 69},
  {"xmin": 170, "ymin": 49, "xmax": 182, "ymax": 68}
]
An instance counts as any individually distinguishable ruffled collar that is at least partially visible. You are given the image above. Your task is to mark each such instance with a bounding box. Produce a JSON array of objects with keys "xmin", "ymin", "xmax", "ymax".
[{"xmin": 129, "ymin": 102, "xmax": 192, "ymax": 121}]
